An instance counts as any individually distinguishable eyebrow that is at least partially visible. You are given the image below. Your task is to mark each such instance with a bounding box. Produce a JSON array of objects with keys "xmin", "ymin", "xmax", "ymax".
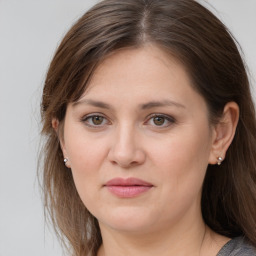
[
  {"xmin": 73, "ymin": 99, "xmax": 112, "ymax": 109},
  {"xmin": 73, "ymin": 99, "xmax": 185, "ymax": 110},
  {"xmin": 140, "ymin": 100, "xmax": 186, "ymax": 109}
]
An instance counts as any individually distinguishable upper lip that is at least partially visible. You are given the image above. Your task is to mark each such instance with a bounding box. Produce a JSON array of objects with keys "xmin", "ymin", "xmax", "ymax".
[{"xmin": 105, "ymin": 177, "xmax": 153, "ymax": 187}]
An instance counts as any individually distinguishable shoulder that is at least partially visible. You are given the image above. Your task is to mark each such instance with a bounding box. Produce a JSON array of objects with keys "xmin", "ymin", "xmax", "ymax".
[{"xmin": 217, "ymin": 236, "xmax": 256, "ymax": 256}]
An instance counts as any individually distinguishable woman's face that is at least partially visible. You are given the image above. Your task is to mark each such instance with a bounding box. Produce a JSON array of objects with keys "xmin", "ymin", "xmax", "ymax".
[{"xmin": 61, "ymin": 45, "xmax": 216, "ymax": 234}]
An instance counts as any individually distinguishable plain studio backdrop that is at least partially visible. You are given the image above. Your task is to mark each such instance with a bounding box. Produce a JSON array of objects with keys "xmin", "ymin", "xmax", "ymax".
[{"xmin": 0, "ymin": 1, "xmax": 255, "ymax": 255}]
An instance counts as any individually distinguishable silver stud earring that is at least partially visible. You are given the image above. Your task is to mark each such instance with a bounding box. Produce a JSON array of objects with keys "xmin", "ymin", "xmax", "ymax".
[{"xmin": 217, "ymin": 157, "xmax": 223, "ymax": 165}]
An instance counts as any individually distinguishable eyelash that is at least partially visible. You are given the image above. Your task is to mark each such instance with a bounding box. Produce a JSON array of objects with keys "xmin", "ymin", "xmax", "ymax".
[
  {"xmin": 81, "ymin": 113, "xmax": 110, "ymax": 128},
  {"xmin": 145, "ymin": 114, "xmax": 176, "ymax": 128},
  {"xmin": 81, "ymin": 113, "xmax": 176, "ymax": 129}
]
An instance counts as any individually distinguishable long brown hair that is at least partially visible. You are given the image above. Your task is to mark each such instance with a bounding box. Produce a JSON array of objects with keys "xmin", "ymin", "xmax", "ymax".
[{"xmin": 40, "ymin": 0, "xmax": 256, "ymax": 255}]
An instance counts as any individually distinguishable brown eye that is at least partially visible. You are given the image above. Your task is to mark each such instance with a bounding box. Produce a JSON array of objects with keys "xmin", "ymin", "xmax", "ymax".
[
  {"xmin": 153, "ymin": 116, "xmax": 165, "ymax": 126},
  {"xmin": 92, "ymin": 116, "xmax": 104, "ymax": 125},
  {"xmin": 82, "ymin": 114, "xmax": 109, "ymax": 127},
  {"xmin": 146, "ymin": 114, "xmax": 175, "ymax": 128}
]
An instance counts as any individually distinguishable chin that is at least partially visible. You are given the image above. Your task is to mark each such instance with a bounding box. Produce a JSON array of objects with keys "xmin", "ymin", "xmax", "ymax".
[{"xmin": 97, "ymin": 207, "xmax": 157, "ymax": 233}]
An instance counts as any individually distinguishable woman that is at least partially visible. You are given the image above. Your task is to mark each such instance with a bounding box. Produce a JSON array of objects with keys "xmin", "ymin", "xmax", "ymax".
[{"xmin": 40, "ymin": 0, "xmax": 256, "ymax": 255}]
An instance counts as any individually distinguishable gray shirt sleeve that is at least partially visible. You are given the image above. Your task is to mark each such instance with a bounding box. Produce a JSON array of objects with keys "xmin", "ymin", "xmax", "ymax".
[{"xmin": 217, "ymin": 237, "xmax": 256, "ymax": 256}]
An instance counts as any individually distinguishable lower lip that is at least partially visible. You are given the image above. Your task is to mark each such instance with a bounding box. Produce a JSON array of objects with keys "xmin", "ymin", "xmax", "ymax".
[{"xmin": 106, "ymin": 186, "xmax": 152, "ymax": 198}]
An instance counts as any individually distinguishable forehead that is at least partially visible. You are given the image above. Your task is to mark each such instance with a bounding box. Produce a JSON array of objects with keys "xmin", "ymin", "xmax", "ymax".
[{"xmin": 81, "ymin": 45, "xmax": 194, "ymax": 99}]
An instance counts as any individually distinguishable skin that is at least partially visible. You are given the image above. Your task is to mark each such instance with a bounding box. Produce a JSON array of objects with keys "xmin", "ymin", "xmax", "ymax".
[{"xmin": 56, "ymin": 45, "xmax": 239, "ymax": 256}]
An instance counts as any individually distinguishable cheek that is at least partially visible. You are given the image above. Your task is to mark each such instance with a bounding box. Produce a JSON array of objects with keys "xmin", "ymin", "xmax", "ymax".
[
  {"xmin": 64, "ymin": 123, "xmax": 107, "ymax": 171},
  {"xmin": 147, "ymin": 129, "xmax": 211, "ymax": 219},
  {"xmin": 63, "ymin": 127, "xmax": 109, "ymax": 201},
  {"xmin": 152, "ymin": 132, "xmax": 210, "ymax": 167},
  {"xmin": 65, "ymin": 139, "xmax": 105, "ymax": 213},
  {"xmin": 149, "ymin": 125, "xmax": 212, "ymax": 192}
]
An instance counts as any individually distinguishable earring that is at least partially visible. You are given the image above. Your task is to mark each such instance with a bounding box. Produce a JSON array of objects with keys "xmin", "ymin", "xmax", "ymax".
[
  {"xmin": 64, "ymin": 158, "xmax": 69, "ymax": 166},
  {"xmin": 217, "ymin": 157, "xmax": 223, "ymax": 165}
]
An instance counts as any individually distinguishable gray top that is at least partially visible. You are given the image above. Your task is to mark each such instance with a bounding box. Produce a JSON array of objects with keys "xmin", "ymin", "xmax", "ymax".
[{"xmin": 217, "ymin": 237, "xmax": 256, "ymax": 256}]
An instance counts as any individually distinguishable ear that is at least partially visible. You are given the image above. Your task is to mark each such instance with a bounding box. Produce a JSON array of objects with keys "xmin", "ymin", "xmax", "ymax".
[
  {"xmin": 52, "ymin": 118, "xmax": 59, "ymax": 131},
  {"xmin": 208, "ymin": 102, "xmax": 239, "ymax": 165},
  {"xmin": 52, "ymin": 118, "xmax": 69, "ymax": 166}
]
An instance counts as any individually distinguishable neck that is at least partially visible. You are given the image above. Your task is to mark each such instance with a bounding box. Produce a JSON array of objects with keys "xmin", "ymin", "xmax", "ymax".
[{"xmin": 98, "ymin": 215, "xmax": 208, "ymax": 256}]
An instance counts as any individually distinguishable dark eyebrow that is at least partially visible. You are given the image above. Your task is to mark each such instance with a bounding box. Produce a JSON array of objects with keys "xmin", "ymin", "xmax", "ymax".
[
  {"xmin": 140, "ymin": 100, "xmax": 186, "ymax": 109},
  {"xmin": 72, "ymin": 99, "xmax": 112, "ymax": 109},
  {"xmin": 72, "ymin": 99, "xmax": 185, "ymax": 110}
]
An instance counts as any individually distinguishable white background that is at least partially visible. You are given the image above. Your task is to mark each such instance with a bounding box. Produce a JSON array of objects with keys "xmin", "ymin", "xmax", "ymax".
[{"xmin": 0, "ymin": 1, "xmax": 255, "ymax": 255}]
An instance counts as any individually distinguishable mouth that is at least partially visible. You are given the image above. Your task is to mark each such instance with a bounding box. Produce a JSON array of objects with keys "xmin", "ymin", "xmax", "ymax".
[{"xmin": 104, "ymin": 177, "xmax": 154, "ymax": 198}]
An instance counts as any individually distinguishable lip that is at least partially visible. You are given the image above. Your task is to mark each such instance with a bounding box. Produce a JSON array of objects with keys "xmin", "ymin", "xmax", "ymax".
[{"xmin": 104, "ymin": 178, "xmax": 153, "ymax": 198}]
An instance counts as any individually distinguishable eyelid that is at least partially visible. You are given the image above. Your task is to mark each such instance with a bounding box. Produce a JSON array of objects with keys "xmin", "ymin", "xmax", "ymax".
[
  {"xmin": 80, "ymin": 112, "xmax": 176, "ymax": 129},
  {"xmin": 81, "ymin": 113, "xmax": 111, "ymax": 128},
  {"xmin": 145, "ymin": 113, "xmax": 176, "ymax": 127}
]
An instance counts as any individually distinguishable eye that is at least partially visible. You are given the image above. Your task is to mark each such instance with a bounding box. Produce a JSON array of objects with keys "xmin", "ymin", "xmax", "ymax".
[
  {"xmin": 146, "ymin": 114, "xmax": 175, "ymax": 128},
  {"xmin": 152, "ymin": 116, "xmax": 165, "ymax": 126},
  {"xmin": 82, "ymin": 114, "xmax": 109, "ymax": 127}
]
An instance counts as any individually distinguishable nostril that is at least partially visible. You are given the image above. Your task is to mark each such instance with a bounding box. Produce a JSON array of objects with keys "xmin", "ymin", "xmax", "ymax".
[
  {"xmin": 108, "ymin": 152, "xmax": 146, "ymax": 168},
  {"xmin": 131, "ymin": 161, "xmax": 140, "ymax": 166}
]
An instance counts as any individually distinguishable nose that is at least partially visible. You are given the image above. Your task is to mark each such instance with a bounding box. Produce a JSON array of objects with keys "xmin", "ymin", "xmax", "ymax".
[{"xmin": 107, "ymin": 124, "xmax": 146, "ymax": 168}]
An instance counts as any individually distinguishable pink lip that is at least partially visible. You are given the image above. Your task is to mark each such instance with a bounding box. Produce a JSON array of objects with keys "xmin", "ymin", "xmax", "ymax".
[{"xmin": 104, "ymin": 178, "xmax": 153, "ymax": 198}]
